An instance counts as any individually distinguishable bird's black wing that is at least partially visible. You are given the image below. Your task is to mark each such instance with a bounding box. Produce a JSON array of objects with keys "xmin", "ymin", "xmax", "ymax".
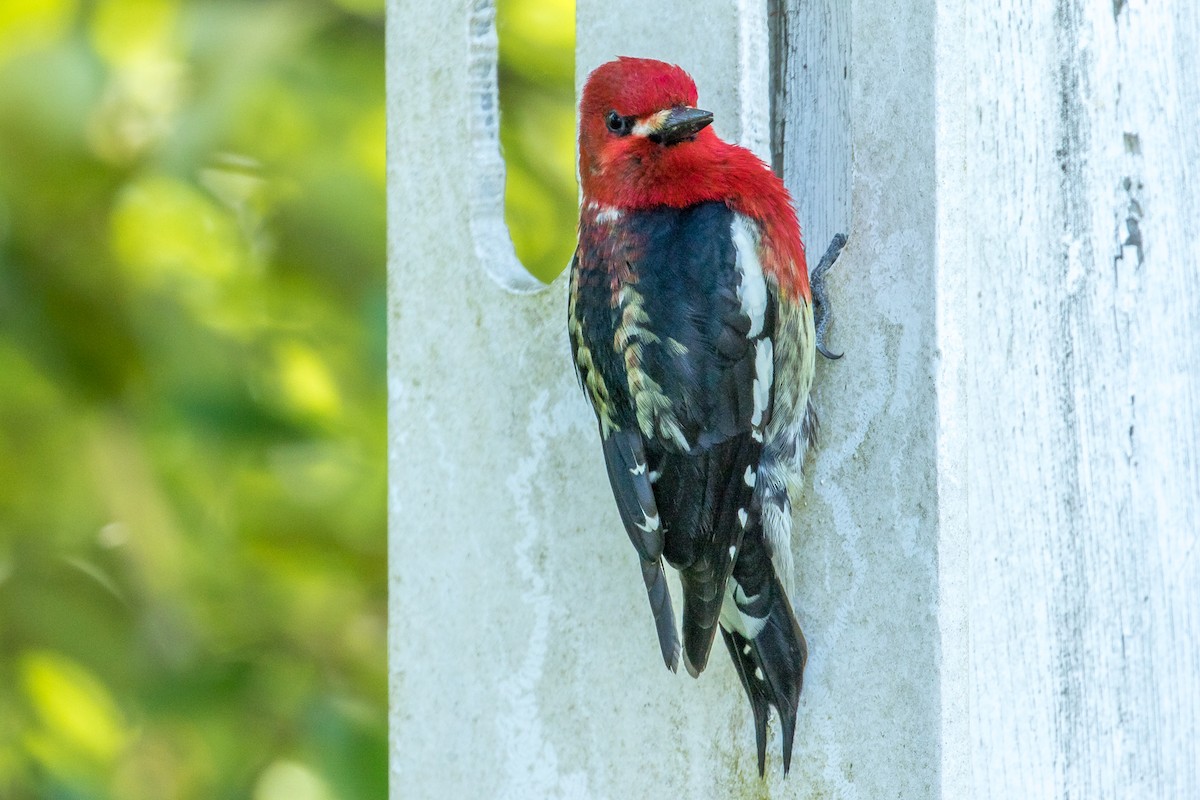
[
  {"xmin": 615, "ymin": 202, "xmax": 777, "ymax": 678},
  {"xmin": 571, "ymin": 240, "xmax": 680, "ymax": 671}
]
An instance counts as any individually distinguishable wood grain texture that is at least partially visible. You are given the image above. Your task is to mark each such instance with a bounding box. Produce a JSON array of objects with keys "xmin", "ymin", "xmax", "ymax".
[
  {"xmin": 779, "ymin": 1, "xmax": 945, "ymax": 798},
  {"xmin": 775, "ymin": 0, "xmax": 852, "ymax": 260},
  {"xmin": 955, "ymin": 1, "xmax": 1200, "ymax": 796}
]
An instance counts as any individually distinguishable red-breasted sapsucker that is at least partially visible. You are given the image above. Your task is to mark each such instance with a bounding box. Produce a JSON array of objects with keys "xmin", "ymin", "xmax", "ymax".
[{"xmin": 568, "ymin": 57, "xmax": 844, "ymax": 776}]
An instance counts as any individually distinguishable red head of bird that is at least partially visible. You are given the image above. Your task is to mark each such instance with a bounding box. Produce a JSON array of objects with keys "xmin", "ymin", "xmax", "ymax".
[{"xmin": 578, "ymin": 57, "xmax": 810, "ymax": 299}]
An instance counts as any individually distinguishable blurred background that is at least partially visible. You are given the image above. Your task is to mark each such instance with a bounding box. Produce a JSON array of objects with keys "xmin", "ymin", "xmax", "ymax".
[
  {"xmin": 0, "ymin": 0, "xmax": 573, "ymax": 797},
  {"xmin": 497, "ymin": 0, "xmax": 577, "ymax": 283}
]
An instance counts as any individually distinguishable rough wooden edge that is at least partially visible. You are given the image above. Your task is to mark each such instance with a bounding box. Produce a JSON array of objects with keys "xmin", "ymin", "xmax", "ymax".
[{"xmin": 466, "ymin": 0, "xmax": 548, "ymax": 294}]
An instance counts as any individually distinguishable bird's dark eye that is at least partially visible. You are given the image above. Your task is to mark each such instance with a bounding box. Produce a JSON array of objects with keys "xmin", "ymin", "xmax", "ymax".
[{"xmin": 606, "ymin": 110, "xmax": 630, "ymax": 135}]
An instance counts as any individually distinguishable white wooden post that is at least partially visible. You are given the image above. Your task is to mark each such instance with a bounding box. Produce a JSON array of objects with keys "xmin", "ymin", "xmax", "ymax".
[
  {"xmin": 388, "ymin": 0, "xmax": 1199, "ymax": 796},
  {"xmin": 776, "ymin": 1, "xmax": 957, "ymax": 797},
  {"xmin": 939, "ymin": 2, "xmax": 1200, "ymax": 796}
]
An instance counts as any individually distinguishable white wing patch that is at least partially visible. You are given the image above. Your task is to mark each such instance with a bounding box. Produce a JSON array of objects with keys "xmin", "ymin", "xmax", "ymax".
[
  {"xmin": 719, "ymin": 579, "xmax": 766, "ymax": 639},
  {"xmin": 751, "ymin": 337, "xmax": 774, "ymax": 428},
  {"xmin": 731, "ymin": 215, "xmax": 768, "ymax": 338},
  {"xmin": 636, "ymin": 512, "xmax": 661, "ymax": 533}
]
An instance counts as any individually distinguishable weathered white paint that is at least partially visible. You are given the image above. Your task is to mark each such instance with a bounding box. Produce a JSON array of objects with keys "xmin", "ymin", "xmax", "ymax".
[
  {"xmin": 934, "ymin": 4, "xmax": 973, "ymax": 797},
  {"xmin": 389, "ymin": 0, "xmax": 1199, "ymax": 796},
  {"xmin": 777, "ymin": 2, "xmax": 947, "ymax": 797},
  {"xmin": 774, "ymin": 0, "xmax": 852, "ymax": 261},
  {"xmin": 736, "ymin": 0, "xmax": 771, "ymax": 162},
  {"xmin": 946, "ymin": 2, "xmax": 1200, "ymax": 797},
  {"xmin": 464, "ymin": 0, "xmax": 541, "ymax": 293}
]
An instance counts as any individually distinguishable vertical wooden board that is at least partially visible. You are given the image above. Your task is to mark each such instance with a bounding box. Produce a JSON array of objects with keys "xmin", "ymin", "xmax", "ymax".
[
  {"xmin": 962, "ymin": 1, "xmax": 1200, "ymax": 796},
  {"xmin": 775, "ymin": 0, "xmax": 852, "ymax": 260},
  {"xmin": 780, "ymin": 1, "xmax": 945, "ymax": 798},
  {"xmin": 933, "ymin": 1, "xmax": 972, "ymax": 797}
]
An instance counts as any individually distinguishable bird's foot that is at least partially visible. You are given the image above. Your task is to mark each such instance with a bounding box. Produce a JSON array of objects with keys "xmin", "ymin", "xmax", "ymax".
[{"xmin": 811, "ymin": 233, "xmax": 847, "ymax": 360}]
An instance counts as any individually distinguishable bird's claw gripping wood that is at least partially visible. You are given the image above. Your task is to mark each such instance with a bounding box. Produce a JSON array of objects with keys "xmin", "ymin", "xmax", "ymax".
[{"xmin": 811, "ymin": 233, "xmax": 847, "ymax": 360}]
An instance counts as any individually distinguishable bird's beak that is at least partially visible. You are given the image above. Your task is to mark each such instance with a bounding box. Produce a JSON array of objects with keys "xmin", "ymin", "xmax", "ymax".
[{"xmin": 648, "ymin": 106, "xmax": 714, "ymax": 145}]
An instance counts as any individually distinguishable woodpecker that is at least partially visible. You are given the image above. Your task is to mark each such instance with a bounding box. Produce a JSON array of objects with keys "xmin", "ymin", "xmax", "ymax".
[{"xmin": 568, "ymin": 57, "xmax": 844, "ymax": 776}]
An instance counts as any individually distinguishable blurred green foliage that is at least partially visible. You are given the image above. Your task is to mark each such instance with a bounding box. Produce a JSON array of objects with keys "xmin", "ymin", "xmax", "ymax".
[
  {"xmin": 497, "ymin": 0, "xmax": 576, "ymax": 282},
  {"xmin": 0, "ymin": 0, "xmax": 387, "ymax": 797},
  {"xmin": 0, "ymin": 0, "xmax": 578, "ymax": 795}
]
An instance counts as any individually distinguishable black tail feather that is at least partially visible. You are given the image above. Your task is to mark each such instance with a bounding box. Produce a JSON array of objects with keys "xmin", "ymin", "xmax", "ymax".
[
  {"xmin": 680, "ymin": 560, "xmax": 724, "ymax": 677},
  {"xmin": 598, "ymin": 429, "xmax": 681, "ymax": 672},
  {"xmin": 721, "ymin": 573, "xmax": 807, "ymax": 776},
  {"xmin": 721, "ymin": 628, "xmax": 770, "ymax": 775},
  {"xmin": 641, "ymin": 558, "xmax": 680, "ymax": 671},
  {"xmin": 659, "ymin": 434, "xmax": 762, "ymax": 678}
]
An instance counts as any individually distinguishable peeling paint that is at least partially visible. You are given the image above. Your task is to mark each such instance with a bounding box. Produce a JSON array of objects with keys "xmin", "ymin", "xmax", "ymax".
[{"xmin": 498, "ymin": 391, "xmax": 594, "ymax": 799}]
